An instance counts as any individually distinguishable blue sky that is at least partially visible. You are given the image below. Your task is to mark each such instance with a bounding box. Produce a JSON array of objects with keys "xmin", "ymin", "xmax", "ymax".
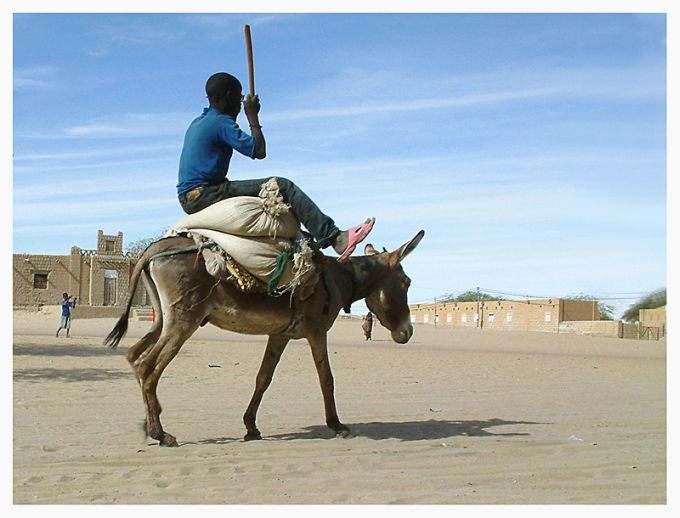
[{"xmin": 10, "ymin": 10, "xmax": 668, "ymax": 317}]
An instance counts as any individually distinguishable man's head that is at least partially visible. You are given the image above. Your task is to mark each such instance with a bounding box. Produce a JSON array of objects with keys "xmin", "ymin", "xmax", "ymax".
[
  {"xmin": 62, "ymin": 292, "xmax": 69, "ymax": 300},
  {"xmin": 205, "ymin": 72, "xmax": 243, "ymax": 117}
]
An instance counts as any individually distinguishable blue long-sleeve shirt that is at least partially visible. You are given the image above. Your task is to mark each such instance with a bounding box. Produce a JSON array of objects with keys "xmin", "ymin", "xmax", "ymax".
[{"xmin": 177, "ymin": 107, "xmax": 256, "ymax": 195}]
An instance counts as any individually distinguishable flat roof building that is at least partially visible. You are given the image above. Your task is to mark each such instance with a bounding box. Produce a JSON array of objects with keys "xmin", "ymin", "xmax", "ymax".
[{"xmin": 409, "ymin": 298, "xmax": 599, "ymax": 333}]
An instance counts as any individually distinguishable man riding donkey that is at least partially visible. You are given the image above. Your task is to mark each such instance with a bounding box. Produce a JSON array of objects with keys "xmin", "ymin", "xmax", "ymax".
[
  {"xmin": 104, "ymin": 67, "xmax": 424, "ymax": 446},
  {"xmin": 176, "ymin": 72, "xmax": 374, "ymax": 261}
]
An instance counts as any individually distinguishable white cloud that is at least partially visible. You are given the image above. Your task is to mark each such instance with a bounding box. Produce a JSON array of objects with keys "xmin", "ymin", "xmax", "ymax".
[
  {"xmin": 63, "ymin": 112, "xmax": 189, "ymax": 138},
  {"xmin": 267, "ymin": 87, "xmax": 569, "ymax": 122},
  {"xmin": 183, "ymin": 13, "xmax": 289, "ymax": 32},
  {"xmin": 13, "ymin": 65, "xmax": 58, "ymax": 91},
  {"xmin": 13, "ymin": 143, "xmax": 178, "ymax": 162},
  {"xmin": 14, "ymin": 154, "xmax": 181, "ymax": 183},
  {"xmin": 98, "ymin": 19, "xmax": 186, "ymax": 46},
  {"xmin": 13, "ymin": 196, "xmax": 177, "ymax": 224},
  {"xmin": 13, "ymin": 176, "xmax": 174, "ymax": 201},
  {"xmin": 13, "ymin": 77, "xmax": 53, "ymax": 90},
  {"xmin": 268, "ymin": 63, "xmax": 664, "ymax": 124}
]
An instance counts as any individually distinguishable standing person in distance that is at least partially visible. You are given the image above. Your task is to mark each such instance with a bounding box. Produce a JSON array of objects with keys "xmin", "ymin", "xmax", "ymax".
[{"xmin": 56, "ymin": 292, "xmax": 76, "ymax": 338}]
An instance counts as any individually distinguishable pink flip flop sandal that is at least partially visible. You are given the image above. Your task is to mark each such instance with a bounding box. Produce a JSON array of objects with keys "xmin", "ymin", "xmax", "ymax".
[{"xmin": 338, "ymin": 217, "xmax": 375, "ymax": 262}]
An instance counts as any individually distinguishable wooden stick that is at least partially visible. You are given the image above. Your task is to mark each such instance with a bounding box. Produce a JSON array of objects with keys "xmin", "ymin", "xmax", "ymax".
[{"xmin": 244, "ymin": 24, "xmax": 255, "ymax": 97}]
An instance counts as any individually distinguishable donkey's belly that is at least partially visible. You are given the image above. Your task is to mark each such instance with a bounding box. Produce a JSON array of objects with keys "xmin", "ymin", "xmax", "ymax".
[{"xmin": 207, "ymin": 301, "xmax": 293, "ymax": 336}]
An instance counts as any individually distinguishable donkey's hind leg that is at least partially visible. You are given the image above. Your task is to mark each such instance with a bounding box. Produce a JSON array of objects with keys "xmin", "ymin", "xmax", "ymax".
[
  {"xmin": 128, "ymin": 270, "xmax": 164, "ymax": 365},
  {"xmin": 125, "ymin": 324, "xmax": 162, "ymax": 441},
  {"xmin": 133, "ymin": 317, "xmax": 200, "ymax": 447},
  {"xmin": 126, "ymin": 320, "xmax": 162, "ymax": 365}
]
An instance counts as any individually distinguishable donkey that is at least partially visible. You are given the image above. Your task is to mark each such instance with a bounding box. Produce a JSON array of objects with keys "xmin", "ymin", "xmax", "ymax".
[{"xmin": 105, "ymin": 230, "xmax": 424, "ymax": 446}]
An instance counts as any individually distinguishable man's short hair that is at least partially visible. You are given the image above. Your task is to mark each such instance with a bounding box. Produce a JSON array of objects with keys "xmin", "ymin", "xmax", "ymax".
[
  {"xmin": 62, "ymin": 292, "xmax": 68, "ymax": 297},
  {"xmin": 205, "ymin": 72, "xmax": 241, "ymax": 101}
]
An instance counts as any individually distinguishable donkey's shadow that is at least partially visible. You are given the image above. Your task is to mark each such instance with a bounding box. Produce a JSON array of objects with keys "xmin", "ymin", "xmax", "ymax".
[
  {"xmin": 270, "ymin": 418, "xmax": 542, "ymax": 441},
  {"xmin": 187, "ymin": 418, "xmax": 544, "ymax": 446}
]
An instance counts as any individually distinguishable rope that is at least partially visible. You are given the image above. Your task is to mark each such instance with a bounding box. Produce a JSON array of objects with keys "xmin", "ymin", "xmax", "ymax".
[
  {"xmin": 184, "ymin": 277, "xmax": 222, "ymax": 312},
  {"xmin": 267, "ymin": 240, "xmax": 302, "ymax": 295},
  {"xmin": 148, "ymin": 245, "xmax": 202, "ymax": 262}
]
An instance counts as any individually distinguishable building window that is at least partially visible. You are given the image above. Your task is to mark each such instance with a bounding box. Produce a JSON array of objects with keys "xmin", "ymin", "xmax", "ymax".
[
  {"xmin": 33, "ymin": 272, "xmax": 48, "ymax": 289},
  {"xmin": 105, "ymin": 239, "xmax": 115, "ymax": 253},
  {"xmin": 410, "ymin": 315, "xmax": 416, "ymax": 324},
  {"xmin": 423, "ymin": 314, "xmax": 429, "ymax": 324},
  {"xmin": 506, "ymin": 311, "xmax": 513, "ymax": 323},
  {"xmin": 461, "ymin": 313, "xmax": 467, "ymax": 323},
  {"xmin": 545, "ymin": 311, "xmax": 552, "ymax": 322},
  {"xmin": 446, "ymin": 313, "xmax": 452, "ymax": 323},
  {"xmin": 488, "ymin": 313, "xmax": 495, "ymax": 323},
  {"xmin": 473, "ymin": 313, "xmax": 479, "ymax": 323}
]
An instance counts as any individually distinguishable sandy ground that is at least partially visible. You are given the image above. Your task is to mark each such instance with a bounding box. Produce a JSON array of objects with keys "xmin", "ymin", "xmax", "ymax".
[{"xmin": 12, "ymin": 308, "xmax": 666, "ymax": 505}]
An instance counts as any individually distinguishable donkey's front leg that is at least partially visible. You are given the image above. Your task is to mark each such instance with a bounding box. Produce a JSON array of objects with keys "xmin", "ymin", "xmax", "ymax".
[
  {"xmin": 308, "ymin": 332, "xmax": 352, "ymax": 438},
  {"xmin": 243, "ymin": 335, "xmax": 289, "ymax": 441}
]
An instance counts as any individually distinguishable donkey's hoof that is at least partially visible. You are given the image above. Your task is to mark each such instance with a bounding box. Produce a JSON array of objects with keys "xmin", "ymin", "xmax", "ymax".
[
  {"xmin": 336, "ymin": 430, "xmax": 354, "ymax": 439},
  {"xmin": 159, "ymin": 433, "xmax": 178, "ymax": 447},
  {"xmin": 244, "ymin": 431, "xmax": 262, "ymax": 441}
]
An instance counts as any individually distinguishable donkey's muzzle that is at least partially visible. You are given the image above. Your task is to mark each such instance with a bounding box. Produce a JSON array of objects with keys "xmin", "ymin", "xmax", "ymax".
[{"xmin": 392, "ymin": 323, "xmax": 413, "ymax": 344}]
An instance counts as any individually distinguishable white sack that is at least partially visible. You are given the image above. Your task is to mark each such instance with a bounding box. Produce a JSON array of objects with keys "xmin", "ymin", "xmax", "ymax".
[
  {"xmin": 190, "ymin": 229, "xmax": 297, "ymax": 287},
  {"xmin": 168, "ymin": 179, "xmax": 313, "ymax": 291},
  {"xmin": 172, "ymin": 179, "xmax": 300, "ymax": 239}
]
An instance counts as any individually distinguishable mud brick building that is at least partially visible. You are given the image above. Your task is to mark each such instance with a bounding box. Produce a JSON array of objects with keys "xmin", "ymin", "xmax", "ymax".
[
  {"xmin": 409, "ymin": 298, "xmax": 663, "ymax": 339},
  {"xmin": 13, "ymin": 230, "xmax": 147, "ymax": 308},
  {"xmin": 409, "ymin": 298, "xmax": 599, "ymax": 333}
]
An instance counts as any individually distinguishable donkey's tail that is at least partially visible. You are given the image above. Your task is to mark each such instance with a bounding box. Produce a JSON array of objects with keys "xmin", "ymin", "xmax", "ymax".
[
  {"xmin": 104, "ymin": 244, "xmax": 156, "ymax": 349},
  {"xmin": 104, "ymin": 305, "xmax": 132, "ymax": 349},
  {"xmin": 103, "ymin": 236, "xmax": 200, "ymax": 349}
]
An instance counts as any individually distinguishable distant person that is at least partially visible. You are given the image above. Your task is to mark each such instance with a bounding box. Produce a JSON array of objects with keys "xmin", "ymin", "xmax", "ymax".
[
  {"xmin": 56, "ymin": 292, "xmax": 76, "ymax": 338},
  {"xmin": 176, "ymin": 71, "xmax": 374, "ymax": 261},
  {"xmin": 362, "ymin": 311, "xmax": 374, "ymax": 340}
]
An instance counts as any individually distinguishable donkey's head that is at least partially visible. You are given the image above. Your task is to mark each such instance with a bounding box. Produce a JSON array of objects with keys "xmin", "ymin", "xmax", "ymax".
[{"xmin": 362, "ymin": 230, "xmax": 424, "ymax": 344}]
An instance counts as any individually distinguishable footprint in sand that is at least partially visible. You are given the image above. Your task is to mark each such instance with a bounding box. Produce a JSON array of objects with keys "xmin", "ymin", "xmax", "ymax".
[
  {"xmin": 150, "ymin": 470, "xmax": 171, "ymax": 488},
  {"xmin": 121, "ymin": 469, "xmax": 141, "ymax": 479}
]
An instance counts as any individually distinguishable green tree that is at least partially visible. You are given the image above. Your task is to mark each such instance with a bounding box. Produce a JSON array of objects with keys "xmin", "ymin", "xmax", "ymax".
[
  {"xmin": 438, "ymin": 290, "xmax": 502, "ymax": 302},
  {"xmin": 567, "ymin": 294, "xmax": 615, "ymax": 321},
  {"xmin": 622, "ymin": 288, "xmax": 666, "ymax": 322}
]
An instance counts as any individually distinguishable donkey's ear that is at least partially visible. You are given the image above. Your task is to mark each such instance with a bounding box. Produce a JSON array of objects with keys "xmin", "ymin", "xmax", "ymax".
[
  {"xmin": 388, "ymin": 230, "xmax": 425, "ymax": 268},
  {"xmin": 364, "ymin": 243, "xmax": 379, "ymax": 255}
]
